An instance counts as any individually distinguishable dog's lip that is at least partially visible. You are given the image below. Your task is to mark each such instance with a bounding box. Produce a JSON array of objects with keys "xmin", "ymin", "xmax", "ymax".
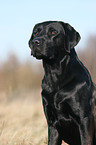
[
  {"xmin": 31, "ymin": 51, "xmax": 33, "ymax": 56},
  {"xmin": 31, "ymin": 50, "xmax": 42, "ymax": 59},
  {"xmin": 31, "ymin": 49, "xmax": 55, "ymax": 60}
]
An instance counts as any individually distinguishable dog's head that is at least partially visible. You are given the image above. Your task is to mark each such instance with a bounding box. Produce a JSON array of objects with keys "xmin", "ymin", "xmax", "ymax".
[{"xmin": 29, "ymin": 21, "xmax": 81, "ymax": 60}]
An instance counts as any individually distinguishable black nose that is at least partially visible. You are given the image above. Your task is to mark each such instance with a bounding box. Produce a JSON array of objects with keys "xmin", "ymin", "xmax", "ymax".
[{"xmin": 32, "ymin": 39, "xmax": 40, "ymax": 46}]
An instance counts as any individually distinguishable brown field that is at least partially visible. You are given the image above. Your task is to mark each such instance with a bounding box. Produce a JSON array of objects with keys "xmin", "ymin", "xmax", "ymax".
[{"xmin": 0, "ymin": 90, "xmax": 67, "ymax": 145}]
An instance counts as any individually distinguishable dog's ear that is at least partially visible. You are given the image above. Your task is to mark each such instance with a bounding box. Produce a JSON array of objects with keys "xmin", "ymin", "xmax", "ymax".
[{"xmin": 60, "ymin": 22, "xmax": 81, "ymax": 53}]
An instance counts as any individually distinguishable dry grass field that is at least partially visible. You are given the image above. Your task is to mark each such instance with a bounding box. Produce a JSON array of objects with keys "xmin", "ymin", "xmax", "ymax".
[{"xmin": 0, "ymin": 90, "xmax": 67, "ymax": 145}]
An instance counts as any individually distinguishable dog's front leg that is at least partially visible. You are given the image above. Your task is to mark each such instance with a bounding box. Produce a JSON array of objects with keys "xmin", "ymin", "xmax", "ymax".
[{"xmin": 48, "ymin": 125, "xmax": 62, "ymax": 145}]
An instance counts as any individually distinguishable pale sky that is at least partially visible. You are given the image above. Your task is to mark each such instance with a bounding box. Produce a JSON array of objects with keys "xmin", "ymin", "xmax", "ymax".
[{"xmin": 0, "ymin": 0, "xmax": 96, "ymax": 62}]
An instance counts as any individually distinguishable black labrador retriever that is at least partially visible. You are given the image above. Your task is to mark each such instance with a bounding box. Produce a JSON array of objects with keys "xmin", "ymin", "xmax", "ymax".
[{"xmin": 29, "ymin": 21, "xmax": 96, "ymax": 145}]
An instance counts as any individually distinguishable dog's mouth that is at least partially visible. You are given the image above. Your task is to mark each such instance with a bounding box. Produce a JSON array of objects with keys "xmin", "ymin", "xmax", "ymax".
[
  {"xmin": 31, "ymin": 49, "xmax": 55, "ymax": 61},
  {"xmin": 31, "ymin": 49, "xmax": 43, "ymax": 59}
]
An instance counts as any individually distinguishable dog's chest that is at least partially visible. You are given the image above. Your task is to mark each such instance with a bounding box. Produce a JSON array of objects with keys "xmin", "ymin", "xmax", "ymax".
[
  {"xmin": 41, "ymin": 72, "xmax": 63, "ymax": 94},
  {"xmin": 42, "ymin": 93, "xmax": 77, "ymax": 126},
  {"xmin": 42, "ymin": 77, "xmax": 57, "ymax": 94}
]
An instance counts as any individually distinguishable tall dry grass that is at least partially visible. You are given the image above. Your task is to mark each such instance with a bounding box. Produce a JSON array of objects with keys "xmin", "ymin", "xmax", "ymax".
[
  {"xmin": 0, "ymin": 90, "xmax": 67, "ymax": 145},
  {"xmin": 0, "ymin": 91, "xmax": 47, "ymax": 145}
]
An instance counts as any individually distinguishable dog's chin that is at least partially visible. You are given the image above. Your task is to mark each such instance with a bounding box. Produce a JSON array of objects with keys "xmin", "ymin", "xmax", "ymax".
[
  {"xmin": 35, "ymin": 55, "xmax": 42, "ymax": 60},
  {"xmin": 31, "ymin": 51, "xmax": 55, "ymax": 60},
  {"xmin": 31, "ymin": 51, "xmax": 42, "ymax": 60}
]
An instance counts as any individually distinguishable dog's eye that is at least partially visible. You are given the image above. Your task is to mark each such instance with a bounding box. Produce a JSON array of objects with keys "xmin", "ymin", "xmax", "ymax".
[
  {"xmin": 51, "ymin": 31, "xmax": 56, "ymax": 35},
  {"xmin": 50, "ymin": 29, "xmax": 57, "ymax": 35},
  {"xmin": 35, "ymin": 32, "xmax": 38, "ymax": 36},
  {"xmin": 34, "ymin": 31, "xmax": 39, "ymax": 36},
  {"xmin": 34, "ymin": 28, "xmax": 41, "ymax": 36},
  {"xmin": 48, "ymin": 28, "xmax": 57, "ymax": 38}
]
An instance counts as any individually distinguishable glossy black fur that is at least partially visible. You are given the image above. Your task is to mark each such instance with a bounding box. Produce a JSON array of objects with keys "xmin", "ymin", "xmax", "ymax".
[{"xmin": 29, "ymin": 21, "xmax": 96, "ymax": 145}]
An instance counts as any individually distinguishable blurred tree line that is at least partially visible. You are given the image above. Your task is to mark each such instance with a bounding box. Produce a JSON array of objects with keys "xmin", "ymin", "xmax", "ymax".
[
  {"xmin": 78, "ymin": 35, "xmax": 96, "ymax": 83},
  {"xmin": 0, "ymin": 54, "xmax": 43, "ymax": 94},
  {"xmin": 0, "ymin": 35, "xmax": 96, "ymax": 94}
]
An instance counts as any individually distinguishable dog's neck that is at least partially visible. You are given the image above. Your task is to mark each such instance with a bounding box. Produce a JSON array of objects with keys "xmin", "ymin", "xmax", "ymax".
[{"xmin": 42, "ymin": 48, "xmax": 76, "ymax": 94}]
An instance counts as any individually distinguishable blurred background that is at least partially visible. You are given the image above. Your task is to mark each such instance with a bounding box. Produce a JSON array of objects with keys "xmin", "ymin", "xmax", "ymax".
[{"xmin": 0, "ymin": 0, "xmax": 96, "ymax": 144}]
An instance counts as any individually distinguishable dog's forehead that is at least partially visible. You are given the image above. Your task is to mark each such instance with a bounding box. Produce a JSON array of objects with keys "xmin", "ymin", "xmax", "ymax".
[
  {"xmin": 46, "ymin": 23, "xmax": 63, "ymax": 30},
  {"xmin": 34, "ymin": 21, "xmax": 63, "ymax": 31}
]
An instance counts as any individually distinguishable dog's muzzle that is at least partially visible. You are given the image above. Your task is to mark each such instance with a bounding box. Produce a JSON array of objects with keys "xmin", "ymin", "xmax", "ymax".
[
  {"xmin": 31, "ymin": 39, "xmax": 40, "ymax": 47},
  {"xmin": 29, "ymin": 38, "xmax": 40, "ymax": 48},
  {"xmin": 29, "ymin": 38, "xmax": 43, "ymax": 59}
]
